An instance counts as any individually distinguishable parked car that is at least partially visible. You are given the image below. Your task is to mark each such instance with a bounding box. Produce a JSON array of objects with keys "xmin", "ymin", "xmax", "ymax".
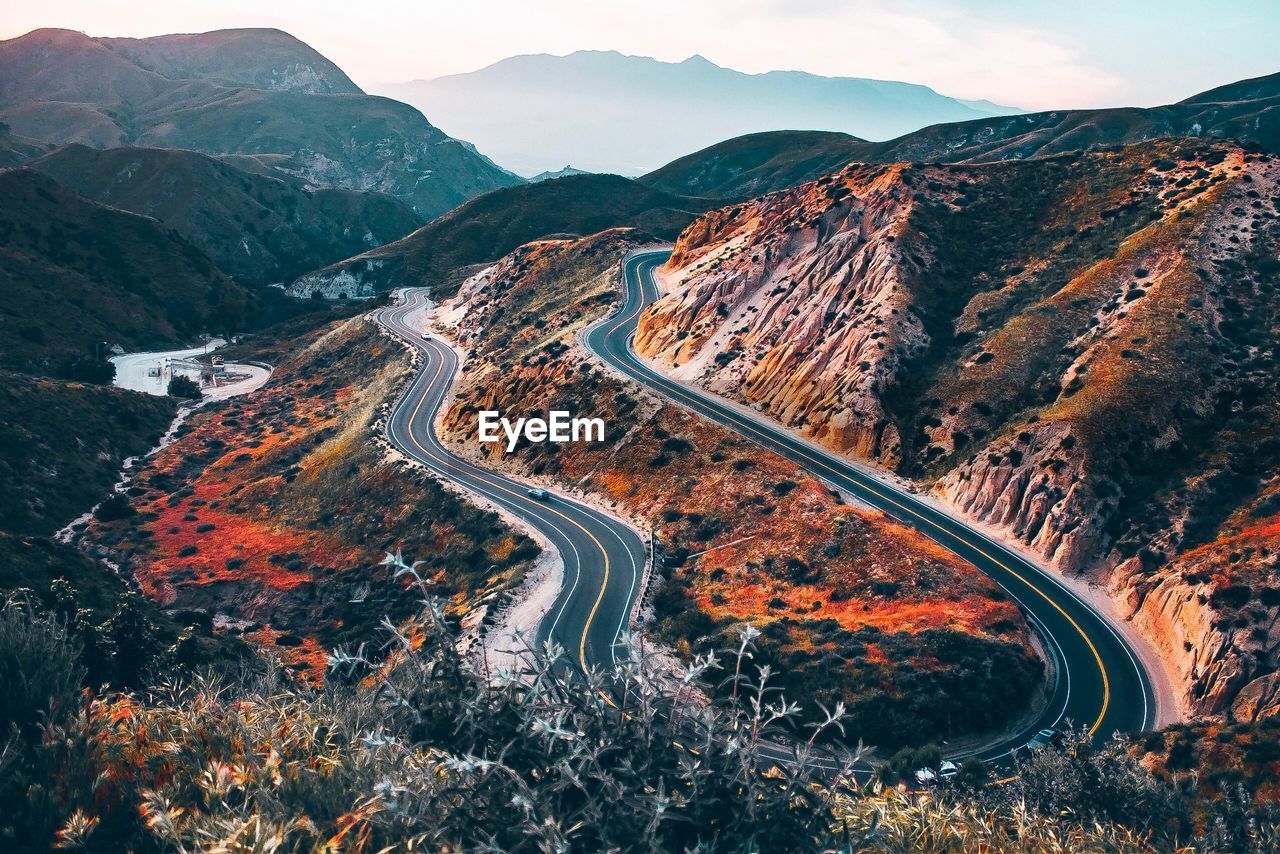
[
  {"xmin": 527, "ymin": 488, "xmax": 550, "ymax": 501},
  {"xmin": 1027, "ymin": 728, "xmax": 1064, "ymax": 751},
  {"xmin": 915, "ymin": 760, "xmax": 960, "ymax": 786}
]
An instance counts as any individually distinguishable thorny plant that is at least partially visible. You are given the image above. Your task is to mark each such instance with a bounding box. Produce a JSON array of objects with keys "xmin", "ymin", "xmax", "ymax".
[
  {"xmin": 314, "ymin": 550, "xmax": 868, "ymax": 851},
  {"xmin": 5, "ymin": 553, "xmax": 1280, "ymax": 852}
]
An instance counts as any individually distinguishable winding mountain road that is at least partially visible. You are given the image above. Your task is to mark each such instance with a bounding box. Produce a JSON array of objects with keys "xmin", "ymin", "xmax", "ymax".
[
  {"xmin": 376, "ymin": 248, "xmax": 1156, "ymax": 766},
  {"xmin": 375, "ymin": 291, "xmax": 646, "ymax": 670},
  {"xmin": 583, "ymin": 249, "xmax": 1157, "ymax": 762}
]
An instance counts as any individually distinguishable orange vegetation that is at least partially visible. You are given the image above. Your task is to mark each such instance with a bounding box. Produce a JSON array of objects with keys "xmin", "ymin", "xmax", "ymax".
[
  {"xmin": 435, "ymin": 231, "xmax": 1042, "ymax": 745},
  {"xmin": 85, "ymin": 315, "xmax": 537, "ymax": 679}
]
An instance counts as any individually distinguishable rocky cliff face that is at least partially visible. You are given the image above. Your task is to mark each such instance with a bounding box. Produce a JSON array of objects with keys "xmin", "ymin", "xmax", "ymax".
[
  {"xmin": 640, "ymin": 140, "xmax": 1280, "ymax": 718},
  {"xmin": 1119, "ymin": 473, "xmax": 1280, "ymax": 719},
  {"xmin": 638, "ymin": 163, "xmax": 942, "ymax": 464},
  {"xmin": 287, "ymin": 258, "xmax": 402, "ymax": 300}
]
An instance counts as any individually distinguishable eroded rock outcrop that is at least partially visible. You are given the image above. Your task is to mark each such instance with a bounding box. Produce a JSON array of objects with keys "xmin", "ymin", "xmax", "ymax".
[
  {"xmin": 641, "ymin": 139, "xmax": 1280, "ymax": 718},
  {"xmin": 638, "ymin": 163, "xmax": 944, "ymax": 463}
]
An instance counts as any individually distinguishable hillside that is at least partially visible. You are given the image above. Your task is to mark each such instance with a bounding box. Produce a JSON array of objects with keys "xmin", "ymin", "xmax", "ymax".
[
  {"xmin": 0, "ymin": 28, "xmax": 521, "ymax": 217},
  {"xmin": 530, "ymin": 165, "xmax": 590, "ymax": 182},
  {"xmin": 431, "ymin": 230, "xmax": 1040, "ymax": 748},
  {"xmin": 641, "ymin": 71, "xmax": 1280, "ymax": 199},
  {"xmin": 0, "ymin": 371, "xmax": 176, "ymax": 537},
  {"xmin": 0, "ymin": 168, "xmax": 251, "ymax": 378},
  {"xmin": 81, "ymin": 315, "xmax": 537, "ymax": 677},
  {"xmin": 96, "ymin": 27, "xmax": 361, "ymax": 95},
  {"xmin": 0, "ymin": 120, "xmax": 48, "ymax": 166},
  {"xmin": 289, "ymin": 173, "xmax": 712, "ymax": 298},
  {"xmin": 7, "ymin": 580, "xmax": 1275, "ymax": 851},
  {"xmin": 641, "ymin": 130, "xmax": 867, "ymax": 200},
  {"xmin": 379, "ymin": 50, "xmax": 1017, "ymax": 176},
  {"xmin": 637, "ymin": 138, "xmax": 1280, "ymax": 719},
  {"xmin": 0, "ymin": 372, "xmax": 242, "ymax": 701},
  {"xmin": 28, "ymin": 144, "xmax": 421, "ymax": 286}
]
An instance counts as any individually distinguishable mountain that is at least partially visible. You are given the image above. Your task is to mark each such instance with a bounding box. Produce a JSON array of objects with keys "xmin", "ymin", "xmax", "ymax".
[
  {"xmin": 27, "ymin": 144, "xmax": 422, "ymax": 286},
  {"xmin": 378, "ymin": 51, "xmax": 1020, "ymax": 176},
  {"xmin": 641, "ymin": 71, "xmax": 1280, "ymax": 199},
  {"xmin": 288, "ymin": 173, "xmax": 712, "ymax": 298},
  {"xmin": 530, "ymin": 165, "xmax": 590, "ymax": 182},
  {"xmin": 0, "ymin": 121, "xmax": 48, "ymax": 166},
  {"xmin": 0, "ymin": 168, "xmax": 251, "ymax": 378},
  {"xmin": 637, "ymin": 138, "xmax": 1280, "ymax": 718},
  {"xmin": 94, "ymin": 28, "xmax": 361, "ymax": 95},
  {"xmin": 0, "ymin": 28, "xmax": 521, "ymax": 217}
]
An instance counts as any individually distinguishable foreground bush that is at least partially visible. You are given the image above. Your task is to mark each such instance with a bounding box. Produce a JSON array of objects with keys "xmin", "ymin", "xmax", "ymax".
[
  {"xmin": 3, "ymin": 556, "xmax": 864, "ymax": 850},
  {"xmin": 2, "ymin": 555, "xmax": 1280, "ymax": 851}
]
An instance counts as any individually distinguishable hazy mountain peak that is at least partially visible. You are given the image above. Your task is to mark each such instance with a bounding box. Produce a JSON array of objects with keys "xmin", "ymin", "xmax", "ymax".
[
  {"xmin": 680, "ymin": 53, "xmax": 716, "ymax": 66},
  {"xmin": 377, "ymin": 51, "xmax": 1021, "ymax": 176},
  {"xmin": 8, "ymin": 27, "xmax": 95, "ymax": 46}
]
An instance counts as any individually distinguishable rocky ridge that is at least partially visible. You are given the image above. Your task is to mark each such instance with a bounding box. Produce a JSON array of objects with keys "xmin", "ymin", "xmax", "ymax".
[
  {"xmin": 638, "ymin": 139, "xmax": 1280, "ymax": 718},
  {"xmin": 0, "ymin": 28, "xmax": 520, "ymax": 218}
]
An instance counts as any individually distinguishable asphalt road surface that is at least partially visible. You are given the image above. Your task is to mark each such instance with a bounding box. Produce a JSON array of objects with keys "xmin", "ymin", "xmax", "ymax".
[
  {"xmin": 375, "ymin": 291, "xmax": 646, "ymax": 671},
  {"xmin": 582, "ymin": 249, "xmax": 1158, "ymax": 762}
]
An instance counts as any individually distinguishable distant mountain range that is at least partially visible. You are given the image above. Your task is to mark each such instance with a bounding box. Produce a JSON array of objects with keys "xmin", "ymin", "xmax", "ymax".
[
  {"xmin": 641, "ymin": 70, "xmax": 1280, "ymax": 199},
  {"xmin": 0, "ymin": 28, "xmax": 521, "ymax": 217},
  {"xmin": 377, "ymin": 51, "xmax": 1021, "ymax": 176}
]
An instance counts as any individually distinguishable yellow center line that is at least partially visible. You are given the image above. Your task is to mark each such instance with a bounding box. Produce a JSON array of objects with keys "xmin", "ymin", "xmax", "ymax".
[
  {"xmin": 613, "ymin": 257, "xmax": 1111, "ymax": 735},
  {"xmin": 387, "ymin": 299, "xmax": 612, "ymax": 671}
]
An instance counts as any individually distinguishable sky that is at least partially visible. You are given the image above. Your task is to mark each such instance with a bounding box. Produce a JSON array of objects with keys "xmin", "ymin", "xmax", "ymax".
[{"xmin": 4, "ymin": 0, "xmax": 1277, "ymax": 110}]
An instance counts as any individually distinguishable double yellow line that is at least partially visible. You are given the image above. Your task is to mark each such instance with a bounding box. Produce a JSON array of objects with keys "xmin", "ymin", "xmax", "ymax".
[
  {"xmin": 612, "ymin": 255, "xmax": 1113, "ymax": 735},
  {"xmin": 385, "ymin": 297, "xmax": 614, "ymax": 671}
]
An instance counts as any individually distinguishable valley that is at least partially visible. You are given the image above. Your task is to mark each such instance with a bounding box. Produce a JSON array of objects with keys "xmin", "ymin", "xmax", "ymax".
[
  {"xmin": 2, "ymin": 14, "xmax": 1279, "ymax": 850},
  {"xmin": 425, "ymin": 233, "xmax": 1045, "ymax": 749}
]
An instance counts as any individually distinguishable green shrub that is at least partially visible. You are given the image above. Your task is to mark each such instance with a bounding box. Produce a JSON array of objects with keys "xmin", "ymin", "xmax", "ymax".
[
  {"xmin": 167, "ymin": 375, "xmax": 203, "ymax": 400},
  {"xmin": 0, "ymin": 599, "xmax": 83, "ymax": 735}
]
